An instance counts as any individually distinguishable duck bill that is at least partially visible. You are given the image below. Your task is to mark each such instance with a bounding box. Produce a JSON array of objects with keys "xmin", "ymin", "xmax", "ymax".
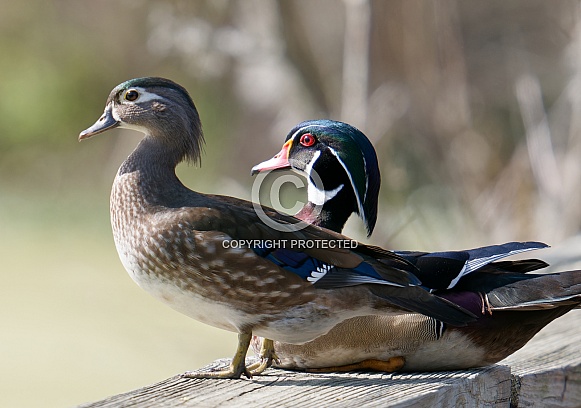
[
  {"xmin": 79, "ymin": 106, "xmax": 120, "ymax": 140},
  {"xmin": 251, "ymin": 140, "xmax": 292, "ymax": 175}
]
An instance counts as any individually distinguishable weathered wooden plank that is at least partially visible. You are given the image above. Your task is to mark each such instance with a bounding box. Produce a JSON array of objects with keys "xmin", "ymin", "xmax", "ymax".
[
  {"xmin": 77, "ymin": 310, "xmax": 581, "ymax": 408},
  {"xmin": 504, "ymin": 312, "xmax": 581, "ymax": 408},
  {"xmin": 78, "ymin": 363, "xmax": 510, "ymax": 408}
]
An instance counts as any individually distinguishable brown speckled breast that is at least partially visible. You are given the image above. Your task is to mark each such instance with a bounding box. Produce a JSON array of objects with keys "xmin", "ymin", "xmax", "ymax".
[{"xmin": 109, "ymin": 170, "xmax": 330, "ymax": 334}]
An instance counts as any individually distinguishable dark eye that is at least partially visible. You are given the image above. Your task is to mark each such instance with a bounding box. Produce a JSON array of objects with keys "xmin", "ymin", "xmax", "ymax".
[
  {"xmin": 125, "ymin": 89, "xmax": 139, "ymax": 102},
  {"xmin": 299, "ymin": 133, "xmax": 316, "ymax": 147}
]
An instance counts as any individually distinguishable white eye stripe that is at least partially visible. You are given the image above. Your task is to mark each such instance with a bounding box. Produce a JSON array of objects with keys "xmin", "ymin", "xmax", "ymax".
[
  {"xmin": 328, "ymin": 146, "xmax": 366, "ymax": 221},
  {"xmin": 290, "ymin": 124, "xmax": 326, "ymax": 142},
  {"xmin": 362, "ymin": 153, "xmax": 368, "ymax": 202},
  {"xmin": 122, "ymin": 87, "xmax": 166, "ymax": 104}
]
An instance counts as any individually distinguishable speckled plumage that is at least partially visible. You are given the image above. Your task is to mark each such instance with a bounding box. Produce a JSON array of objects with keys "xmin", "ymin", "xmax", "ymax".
[
  {"xmin": 251, "ymin": 119, "xmax": 581, "ymax": 372},
  {"xmin": 79, "ymin": 78, "xmax": 475, "ymax": 378}
]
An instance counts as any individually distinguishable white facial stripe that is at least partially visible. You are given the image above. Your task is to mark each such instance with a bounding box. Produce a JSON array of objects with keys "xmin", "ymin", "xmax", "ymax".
[
  {"xmin": 327, "ymin": 146, "xmax": 366, "ymax": 221},
  {"xmin": 290, "ymin": 124, "xmax": 327, "ymax": 143},
  {"xmin": 304, "ymin": 150, "xmax": 321, "ymax": 178},
  {"xmin": 122, "ymin": 87, "xmax": 166, "ymax": 104},
  {"xmin": 304, "ymin": 150, "xmax": 344, "ymax": 205},
  {"xmin": 362, "ymin": 153, "xmax": 368, "ymax": 202},
  {"xmin": 294, "ymin": 125, "xmax": 369, "ymax": 210},
  {"xmin": 308, "ymin": 183, "xmax": 343, "ymax": 206}
]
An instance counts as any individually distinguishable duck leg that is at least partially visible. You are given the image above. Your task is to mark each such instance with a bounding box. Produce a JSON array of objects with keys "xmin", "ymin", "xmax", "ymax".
[
  {"xmin": 247, "ymin": 338, "xmax": 279, "ymax": 375},
  {"xmin": 184, "ymin": 332, "xmax": 253, "ymax": 379},
  {"xmin": 305, "ymin": 356, "xmax": 405, "ymax": 373}
]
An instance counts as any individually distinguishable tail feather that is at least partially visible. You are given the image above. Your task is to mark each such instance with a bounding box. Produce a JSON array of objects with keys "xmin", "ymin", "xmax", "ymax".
[
  {"xmin": 487, "ymin": 270, "xmax": 581, "ymax": 311},
  {"xmin": 480, "ymin": 259, "xmax": 549, "ymax": 274}
]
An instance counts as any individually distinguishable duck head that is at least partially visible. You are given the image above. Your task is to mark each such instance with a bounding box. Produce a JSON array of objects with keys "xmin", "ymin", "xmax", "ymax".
[
  {"xmin": 252, "ymin": 120, "xmax": 380, "ymax": 236},
  {"xmin": 79, "ymin": 77, "xmax": 204, "ymax": 165}
]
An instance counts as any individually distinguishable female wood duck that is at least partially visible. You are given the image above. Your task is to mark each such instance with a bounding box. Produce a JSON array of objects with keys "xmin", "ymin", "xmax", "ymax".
[
  {"xmin": 251, "ymin": 119, "xmax": 581, "ymax": 372},
  {"xmin": 78, "ymin": 78, "xmax": 477, "ymax": 379}
]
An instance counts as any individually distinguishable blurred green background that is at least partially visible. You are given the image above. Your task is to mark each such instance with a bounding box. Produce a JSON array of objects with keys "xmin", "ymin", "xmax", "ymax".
[{"xmin": 2, "ymin": 1, "xmax": 581, "ymax": 406}]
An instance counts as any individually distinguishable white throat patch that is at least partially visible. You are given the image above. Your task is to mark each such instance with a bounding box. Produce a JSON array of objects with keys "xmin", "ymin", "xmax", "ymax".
[{"xmin": 304, "ymin": 150, "xmax": 344, "ymax": 205}]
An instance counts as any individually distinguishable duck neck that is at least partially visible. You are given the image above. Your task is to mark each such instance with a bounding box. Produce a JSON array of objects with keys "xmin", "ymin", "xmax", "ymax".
[
  {"xmin": 114, "ymin": 135, "xmax": 192, "ymax": 208},
  {"xmin": 295, "ymin": 184, "xmax": 357, "ymax": 233}
]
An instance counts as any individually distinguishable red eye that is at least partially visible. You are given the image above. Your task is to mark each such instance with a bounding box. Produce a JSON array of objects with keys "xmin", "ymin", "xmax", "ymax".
[{"xmin": 299, "ymin": 133, "xmax": 316, "ymax": 147}]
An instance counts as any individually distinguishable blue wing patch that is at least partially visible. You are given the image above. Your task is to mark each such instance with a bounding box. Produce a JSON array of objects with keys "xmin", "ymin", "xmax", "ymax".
[{"xmin": 252, "ymin": 246, "xmax": 407, "ymax": 288}]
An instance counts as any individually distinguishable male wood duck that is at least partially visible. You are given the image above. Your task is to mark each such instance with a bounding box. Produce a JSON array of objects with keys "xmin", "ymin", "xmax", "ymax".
[
  {"xmin": 78, "ymin": 78, "xmax": 477, "ymax": 379},
  {"xmin": 250, "ymin": 119, "xmax": 581, "ymax": 372}
]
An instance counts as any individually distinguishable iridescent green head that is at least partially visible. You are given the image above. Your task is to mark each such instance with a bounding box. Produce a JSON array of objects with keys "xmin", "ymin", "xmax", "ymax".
[{"xmin": 252, "ymin": 120, "xmax": 380, "ymax": 236}]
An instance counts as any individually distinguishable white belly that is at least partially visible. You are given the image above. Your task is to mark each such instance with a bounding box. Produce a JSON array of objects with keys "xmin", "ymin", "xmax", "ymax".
[
  {"xmin": 403, "ymin": 330, "xmax": 487, "ymax": 371},
  {"xmin": 115, "ymin": 243, "xmax": 254, "ymax": 333}
]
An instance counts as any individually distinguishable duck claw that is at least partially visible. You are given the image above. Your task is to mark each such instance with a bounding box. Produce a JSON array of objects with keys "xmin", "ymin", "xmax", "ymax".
[
  {"xmin": 183, "ymin": 366, "xmax": 252, "ymax": 379},
  {"xmin": 183, "ymin": 332, "xmax": 254, "ymax": 379},
  {"xmin": 247, "ymin": 338, "xmax": 279, "ymax": 375}
]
